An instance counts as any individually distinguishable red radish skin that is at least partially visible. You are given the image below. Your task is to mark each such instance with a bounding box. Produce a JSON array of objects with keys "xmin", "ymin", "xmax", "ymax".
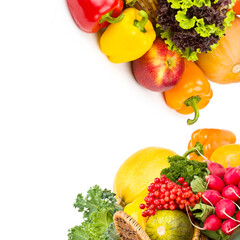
[
  {"xmin": 205, "ymin": 175, "xmax": 225, "ymax": 192},
  {"xmin": 238, "ymin": 181, "xmax": 240, "ymax": 189},
  {"xmin": 224, "ymin": 167, "xmax": 240, "ymax": 186},
  {"xmin": 222, "ymin": 185, "xmax": 240, "ymax": 202},
  {"xmin": 204, "ymin": 214, "xmax": 222, "ymax": 231},
  {"xmin": 202, "ymin": 190, "xmax": 222, "ymax": 206},
  {"xmin": 215, "ymin": 199, "xmax": 236, "ymax": 219},
  {"xmin": 207, "ymin": 160, "xmax": 226, "ymax": 178},
  {"xmin": 222, "ymin": 219, "xmax": 238, "ymax": 235}
]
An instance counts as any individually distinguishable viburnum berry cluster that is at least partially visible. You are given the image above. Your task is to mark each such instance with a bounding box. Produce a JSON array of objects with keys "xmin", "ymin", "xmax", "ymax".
[{"xmin": 140, "ymin": 175, "xmax": 203, "ymax": 217}]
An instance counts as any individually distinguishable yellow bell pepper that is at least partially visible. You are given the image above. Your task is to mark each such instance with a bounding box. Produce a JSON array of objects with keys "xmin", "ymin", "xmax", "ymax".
[{"xmin": 100, "ymin": 8, "xmax": 156, "ymax": 63}]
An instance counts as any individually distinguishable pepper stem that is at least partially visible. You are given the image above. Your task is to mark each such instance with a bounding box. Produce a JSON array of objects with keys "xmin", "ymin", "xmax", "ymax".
[
  {"xmin": 99, "ymin": 11, "xmax": 124, "ymax": 24},
  {"xmin": 134, "ymin": 10, "xmax": 148, "ymax": 33},
  {"xmin": 184, "ymin": 96, "xmax": 201, "ymax": 125},
  {"xmin": 182, "ymin": 142, "xmax": 204, "ymax": 159}
]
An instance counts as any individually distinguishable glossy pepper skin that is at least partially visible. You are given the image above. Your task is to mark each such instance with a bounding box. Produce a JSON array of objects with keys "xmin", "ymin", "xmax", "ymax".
[
  {"xmin": 164, "ymin": 59, "xmax": 213, "ymax": 125},
  {"xmin": 100, "ymin": 8, "xmax": 156, "ymax": 63},
  {"xmin": 67, "ymin": 0, "xmax": 124, "ymax": 33},
  {"xmin": 186, "ymin": 129, "xmax": 236, "ymax": 161}
]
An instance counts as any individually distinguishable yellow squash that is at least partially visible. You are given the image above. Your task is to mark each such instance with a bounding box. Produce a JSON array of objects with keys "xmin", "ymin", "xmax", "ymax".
[
  {"xmin": 210, "ymin": 144, "xmax": 240, "ymax": 168},
  {"xmin": 124, "ymin": 197, "xmax": 147, "ymax": 230},
  {"xmin": 113, "ymin": 147, "xmax": 176, "ymax": 205}
]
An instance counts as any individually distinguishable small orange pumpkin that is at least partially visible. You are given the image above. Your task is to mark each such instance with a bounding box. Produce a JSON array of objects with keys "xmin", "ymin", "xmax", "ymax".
[{"xmin": 196, "ymin": 16, "xmax": 240, "ymax": 84}]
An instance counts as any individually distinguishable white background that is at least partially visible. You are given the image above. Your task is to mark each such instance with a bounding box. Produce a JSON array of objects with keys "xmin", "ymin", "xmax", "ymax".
[{"xmin": 0, "ymin": 1, "xmax": 239, "ymax": 240}]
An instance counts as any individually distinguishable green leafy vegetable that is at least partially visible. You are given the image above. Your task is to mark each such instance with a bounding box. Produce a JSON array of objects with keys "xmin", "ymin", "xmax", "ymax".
[
  {"xmin": 157, "ymin": 25, "xmax": 201, "ymax": 61},
  {"xmin": 190, "ymin": 203, "xmax": 214, "ymax": 222},
  {"xmin": 201, "ymin": 229, "xmax": 230, "ymax": 240},
  {"xmin": 68, "ymin": 185, "xmax": 122, "ymax": 240},
  {"xmin": 160, "ymin": 155, "xmax": 209, "ymax": 183},
  {"xmin": 175, "ymin": 10, "xmax": 196, "ymax": 29},
  {"xmin": 105, "ymin": 223, "xmax": 121, "ymax": 240},
  {"xmin": 157, "ymin": 0, "xmax": 235, "ymax": 60},
  {"xmin": 167, "ymin": 0, "xmax": 212, "ymax": 8},
  {"xmin": 190, "ymin": 176, "xmax": 207, "ymax": 193}
]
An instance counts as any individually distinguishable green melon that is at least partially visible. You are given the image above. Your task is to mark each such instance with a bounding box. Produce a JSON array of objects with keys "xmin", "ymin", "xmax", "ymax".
[
  {"xmin": 145, "ymin": 210, "xmax": 193, "ymax": 240},
  {"xmin": 229, "ymin": 229, "xmax": 240, "ymax": 240}
]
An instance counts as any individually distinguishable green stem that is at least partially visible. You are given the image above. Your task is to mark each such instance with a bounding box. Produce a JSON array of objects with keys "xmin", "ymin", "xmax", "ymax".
[
  {"xmin": 182, "ymin": 142, "xmax": 204, "ymax": 158},
  {"xmin": 99, "ymin": 11, "xmax": 124, "ymax": 24},
  {"xmin": 184, "ymin": 96, "xmax": 201, "ymax": 125},
  {"xmin": 134, "ymin": 10, "xmax": 148, "ymax": 33}
]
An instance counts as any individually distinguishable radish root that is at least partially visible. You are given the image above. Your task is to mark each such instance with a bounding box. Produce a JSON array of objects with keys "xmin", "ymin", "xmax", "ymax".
[
  {"xmin": 226, "ymin": 223, "xmax": 240, "ymax": 234},
  {"xmin": 192, "ymin": 147, "xmax": 209, "ymax": 162},
  {"xmin": 222, "ymin": 211, "xmax": 240, "ymax": 223},
  {"xmin": 232, "ymin": 189, "xmax": 240, "ymax": 200},
  {"xmin": 219, "ymin": 196, "xmax": 240, "ymax": 210},
  {"xmin": 185, "ymin": 204, "xmax": 205, "ymax": 231},
  {"xmin": 202, "ymin": 194, "xmax": 215, "ymax": 209}
]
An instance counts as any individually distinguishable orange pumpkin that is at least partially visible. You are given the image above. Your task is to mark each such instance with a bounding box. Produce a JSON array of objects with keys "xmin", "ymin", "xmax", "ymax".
[{"xmin": 196, "ymin": 16, "xmax": 240, "ymax": 84}]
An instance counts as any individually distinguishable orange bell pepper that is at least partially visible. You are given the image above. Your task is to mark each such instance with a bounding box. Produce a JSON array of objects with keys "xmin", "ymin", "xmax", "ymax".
[
  {"xmin": 185, "ymin": 129, "xmax": 236, "ymax": 161},
  {"xmin": 164, "ymin": 59, "xmax": 213, "ymax": 125}
]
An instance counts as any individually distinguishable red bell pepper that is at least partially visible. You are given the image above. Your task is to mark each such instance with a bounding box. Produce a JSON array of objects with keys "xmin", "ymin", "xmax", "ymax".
[{"xmin": 67, "ymin": 0, "xmax": 124, "ymax": 33}]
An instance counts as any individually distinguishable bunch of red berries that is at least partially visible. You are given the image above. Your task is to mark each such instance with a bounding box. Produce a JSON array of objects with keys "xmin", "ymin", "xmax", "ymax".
[{"xmin": 140, "ymin": 175, "xmax": 203, "ymax": 217}]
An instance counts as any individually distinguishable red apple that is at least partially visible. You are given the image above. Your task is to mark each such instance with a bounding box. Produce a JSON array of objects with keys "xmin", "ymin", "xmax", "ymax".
[{"xmin": 132, "ymin": 38, "xmax": 184, "ymax": 92}]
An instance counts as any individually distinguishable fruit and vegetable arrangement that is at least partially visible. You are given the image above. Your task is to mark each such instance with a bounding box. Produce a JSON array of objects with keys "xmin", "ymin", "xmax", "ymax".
[
  {"xmin": 68, "ymin": 128, "xmax": 240, "ymax": 240},
  {"xmin": 66, "ymin": 0, "xmax": 240, "ymax": 125}
]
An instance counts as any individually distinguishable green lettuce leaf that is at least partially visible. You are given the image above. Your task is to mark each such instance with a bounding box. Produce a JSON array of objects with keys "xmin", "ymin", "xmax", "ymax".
[
  {"xmin": 190, "ymin": 176, "xmax": 207, "ymax": 193},
  {"xmin": 168, "ymin": 0, "xmax": 211, "ymax": 9},
  {"xmin": 193, "ymin": 0, "xmax": 212, "ymax": 7},
  {"xmin": 223, "ymin": 9, "xmax": 235, "ymax": 29},
  {"xmin": 157, "ymin": 0, "xmax": 235, "ymax": 60},
  {"xmin": 189, "ymin": 203, "xmax": 214, "ymax": 222},
  {"xmin": 195, "ymin": 19, "xmax": 221, "ymax": 37},
  {"xmin": 157, "ymin": 26, "xmax": 200, "ymax": 61},
  {"xmin": 175, "ymin": 10, "xmax": 196, "ymax": 29}
]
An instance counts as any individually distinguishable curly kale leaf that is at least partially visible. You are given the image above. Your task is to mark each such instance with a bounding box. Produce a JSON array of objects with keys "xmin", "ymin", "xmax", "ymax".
[
  {"xmin": 68, "ymin": 223, "xmax": 96, "ymax": 240},
  {"xmin": 104, "ymin": 223, "xmax": 121, "ymax": 240},
  {"xmin": 74, "ymin": 185, "xmax": 121, "ymax": 220},
  {"xmin": 68, "ymin": 185, "xmax": 122, "ymax": 240}
]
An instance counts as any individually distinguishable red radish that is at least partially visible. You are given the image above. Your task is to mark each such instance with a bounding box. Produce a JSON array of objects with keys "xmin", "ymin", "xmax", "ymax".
[
  {"xmin": 222, "ymin": 219, "xmax": 238, "ymax": 235},
  {"xmin": 185, "ymin": 207, "xmax": 222, "ymax": 232},
  {"xmin": 222, "ymin": 185, "xmax": 240, "ymax": 202},
  {"xmin": 206, "ymin": 160, "xmax": 226, "ymax": 178},
  {"xmin": 205, "ymin": 175, "xmax": 225, "ymax": 192},
  {"xmin": 202, "ymin": 190, "xmax": 221, "ymax": 206},
  {"xmin": 204, "ymin": 214, "xmax": 222, "ymax": 231},
  {"xmin": 215, "ymin": 199, "xmax": 236, "ymax": 219},
  {"xmin": 224, "ymin": 167, "xmax": 240, "ymax": 186},
  {"xmin": 238, "ymin": 181, "xmax": 240, "ymax": 189}
]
